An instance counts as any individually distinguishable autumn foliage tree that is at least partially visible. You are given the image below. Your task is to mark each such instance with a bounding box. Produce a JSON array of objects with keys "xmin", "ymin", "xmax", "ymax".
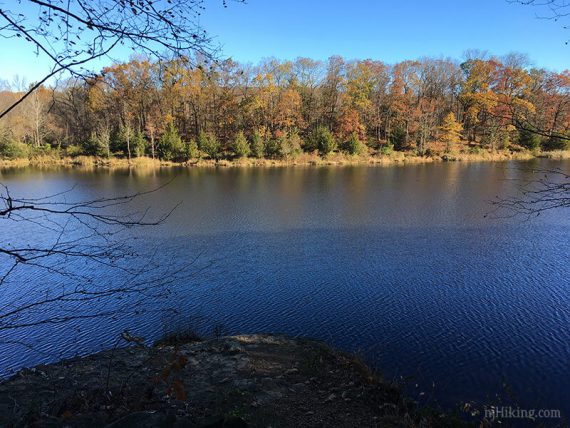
[
  {"xmin": 0, "ymin": 0, "xmax": 246, "ymax": 122},
  {"xmin": 439, "ymin": 112, "xmax": 464, "ymax": 152},
  {"xmin": 0, "ymin": 54, "xmax": 568, "ymax": 161}
]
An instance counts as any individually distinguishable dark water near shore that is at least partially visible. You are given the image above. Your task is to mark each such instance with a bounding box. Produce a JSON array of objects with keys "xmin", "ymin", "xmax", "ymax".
[{"xmin": 1, "ymin": 160, "xmax": 569, "ymax": 418}]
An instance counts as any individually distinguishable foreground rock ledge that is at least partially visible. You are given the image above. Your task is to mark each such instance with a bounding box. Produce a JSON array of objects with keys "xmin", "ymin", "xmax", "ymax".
[{"xmin": 0, "ymin": 334, "xmax": 432, "ymax": 427}]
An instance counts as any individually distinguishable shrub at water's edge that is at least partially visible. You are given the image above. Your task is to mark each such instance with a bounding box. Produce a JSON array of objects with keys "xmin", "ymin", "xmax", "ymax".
[
  {"xmin": 1, "ymin": 135, "xmax": 563, "ymax": 169},
  {"xmin": 2, "ymin": 100, "xmax": 569, "ymax": 169}
]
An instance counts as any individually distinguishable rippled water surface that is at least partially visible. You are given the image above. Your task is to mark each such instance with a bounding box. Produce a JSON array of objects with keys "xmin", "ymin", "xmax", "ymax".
[{"xmin": 1, "ymin": 160, "xmax": 569, "ymax": 416}]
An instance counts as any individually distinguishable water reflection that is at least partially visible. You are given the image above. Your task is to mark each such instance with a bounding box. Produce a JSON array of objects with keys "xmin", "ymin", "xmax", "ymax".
[{"xmin": 0, "ymin": 160, "xmax": 569, "ymax": 416}]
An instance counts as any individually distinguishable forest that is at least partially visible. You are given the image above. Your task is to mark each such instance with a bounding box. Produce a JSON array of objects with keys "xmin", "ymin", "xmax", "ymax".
[{"xmin": 0, "ymin": 53, "xmax": 568, "ymax": 162}]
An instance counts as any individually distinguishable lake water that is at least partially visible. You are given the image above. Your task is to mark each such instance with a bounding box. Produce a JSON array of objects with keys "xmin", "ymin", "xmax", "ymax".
[{"xmin": 1, "ymin": 160, "xmax": 569, "ymax": 419}]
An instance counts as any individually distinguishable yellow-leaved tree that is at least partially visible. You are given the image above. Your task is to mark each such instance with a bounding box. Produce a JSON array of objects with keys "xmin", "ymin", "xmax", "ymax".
[{"xmin": 439, "ymin": 112, "xmax": 464, "ymax": 152}]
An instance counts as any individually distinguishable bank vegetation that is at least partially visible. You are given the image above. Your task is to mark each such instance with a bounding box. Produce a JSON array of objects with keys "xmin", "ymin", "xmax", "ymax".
[{"xmin": 0, "ymin": 54, "xmax": 568, "ymax": 167}]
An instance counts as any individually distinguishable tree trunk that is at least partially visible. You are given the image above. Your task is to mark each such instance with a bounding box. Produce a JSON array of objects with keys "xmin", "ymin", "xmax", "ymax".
[{"xmin": 126, "ymin": 129, "xmax": 132, "ymax": 162}]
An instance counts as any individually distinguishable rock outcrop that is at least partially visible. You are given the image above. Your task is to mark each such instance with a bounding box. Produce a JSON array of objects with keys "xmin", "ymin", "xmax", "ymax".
[{"xmin": 0, "ymin": 335, "xmax": 419, "ymax": 427}]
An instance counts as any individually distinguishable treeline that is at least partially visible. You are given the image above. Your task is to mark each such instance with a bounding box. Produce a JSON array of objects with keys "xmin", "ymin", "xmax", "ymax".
[{"xmin": 0, "ymin": 53, "xmax": 568, "ymax": 161}]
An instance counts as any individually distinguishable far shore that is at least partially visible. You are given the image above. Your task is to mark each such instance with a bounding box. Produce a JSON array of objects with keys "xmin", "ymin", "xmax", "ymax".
[{"xmin": 1, "ymin": 149, "xmax": 570, "ymax": 170}]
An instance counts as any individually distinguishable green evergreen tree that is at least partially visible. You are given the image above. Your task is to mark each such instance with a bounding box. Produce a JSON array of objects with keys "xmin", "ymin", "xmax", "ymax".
[
  {"xmin": 542, "ymin": 134, "xmax": 569, "ymax": 151},
  {"xmin": 518, "ymin": 128, "xmax": 542, "ymax": 150},
  {"xmin": 280, "ymin": 131, "xmax": 303, "ymax": 159},
  {"xmin": 314, "ymin": 126, "xmax": 337, "ymax": 156},
  {"xmin": 304, "ymin": 130, "xmax": 318, "ymax": 152},
  {"xmin": 0, "ymin": 140, "xmax": 29, "ymax": 159},
  {"xmin": 342, "ymin": 132, "xmax": 364, "ymax": 155},
  {"xmin": 264, "ymin": 137, "xmax": 281, "ymax": 159},
  {"xmin": 158, "ymin": 123, "xmax": 184, "ymax": 161},
  {"xmin": 84, "ymin": 133, "xmax": 106, "ymax": 157},
  {"xmin": 251, "ymin": 131, "xmax": 266, "ymax": 158},
  {"xmin": 184, "ymin": 139, "xmax": 200, "ymax": 160},
  {"xmin": 389, "ymin": 127, "xmax": 407, "ymax": 151},
  {"xmin": 232, "ymin": 131, "xmax": 251, "ymax": 158},
  {"xmin": 133, "ymin": 130, "xmax": 146, "ymax": 157},
  {"xmin": 198, "ymin": 131, "xmax": 221, "ymax": 159},
  {"xmin": 110, "ymin": 125, "xmax": 130, "ymax": 156}
]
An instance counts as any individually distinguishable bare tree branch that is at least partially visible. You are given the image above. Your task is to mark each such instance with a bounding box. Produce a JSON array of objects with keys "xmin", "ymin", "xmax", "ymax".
[
  {"xmin": 510, "ymin": 0, "xmax": 570, "ymax": 43},
  {"xmin": 0, "ymin": 181, "xmax": 205, "ymax": 333},
  {"xmin": 0, "ymin": 0, "xmax": 245, "ymax": 119},
  {"xmin": 487, "ymin": 167, "xmax": 570, "ymax": 218}
]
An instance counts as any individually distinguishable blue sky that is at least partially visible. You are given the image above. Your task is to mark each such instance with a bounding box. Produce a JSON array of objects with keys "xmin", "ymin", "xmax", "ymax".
[{"xmin": 0, "ymin": 0, "xmax": 568, "ymax": 84}]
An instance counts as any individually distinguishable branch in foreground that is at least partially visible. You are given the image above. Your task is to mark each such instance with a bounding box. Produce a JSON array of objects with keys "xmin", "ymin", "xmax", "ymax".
[
  {"xmin": 487, "ymin": 168, "xmax": 570, "ymax": 218},
  {"xmin": 0, "ymin": 0, "xmax": 245, "ymax": 119},
  {"xmin": 0, "ymin": 181, "xmax": 200, "ymax": 333}
]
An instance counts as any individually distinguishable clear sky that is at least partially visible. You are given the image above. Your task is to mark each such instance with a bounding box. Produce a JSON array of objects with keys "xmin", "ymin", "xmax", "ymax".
[{"xmin": 0, "ymin": 0, "xmax": 568, "ymax": 85}]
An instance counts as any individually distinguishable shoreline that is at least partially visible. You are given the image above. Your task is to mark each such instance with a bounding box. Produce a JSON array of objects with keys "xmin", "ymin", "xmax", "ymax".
[
  {"xmin": 1, "ymin": 149, "xmax": 569, "ymax": 170},
  {"xmin": 0, "ymin": 334, "xmax": 474, "ymax": 427}
]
